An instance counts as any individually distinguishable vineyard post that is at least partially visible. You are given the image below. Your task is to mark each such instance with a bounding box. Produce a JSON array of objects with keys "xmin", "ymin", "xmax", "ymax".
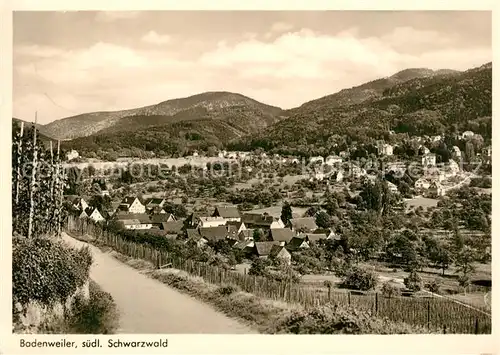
[
  {"xmin": 474, "ymin": 318, "xmax": 479, "ymax": 334},
  {"xmin": 427, "ymin": 300, "xmax": 430, "ymax": 329},
  {"xmin": 49, "ymin": 141, "xmax": 54, "ymax": 206},
  {"xmin": 375, "ymin": 292, "xmax": 379, "ymax": 315},
  {"xmin": 15, "ymin": 121, "xmax": 24, "ymax": 205},
  {"xmin": 443, "ymin": 325, "xmax": 447, "ymax": 334},
  {"xmin": 27, "ymin": 113, "xmax": 38, "ymax": 239},
  {"xmin": 348, "ymin": 291, "xmax": 351, "ymax": 305},
  {"xmin": 57, "ymin": 158, "xmax": 65, "ymax": 237}
]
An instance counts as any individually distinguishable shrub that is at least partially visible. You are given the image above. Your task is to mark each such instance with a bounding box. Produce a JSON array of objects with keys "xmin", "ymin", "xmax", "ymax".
[
  {"xmin": 217, "ymin": 284, "xmax": 239, "ymax": 297},
  {"xmin": 66, "ymin": 281, "xmax": 119, "ymax": 334},
  {"xmin": 341, "ymin": 266, "xmax": 378, "ymax": 291},
  {"xmin": 267, "ymin": 304, "xmax": 430, "ymax": 334},
  {"xmin": 12, "ymin": 235, "xmax": 93, "ymax": 308},
  {"xmin": 381, "ymin": 281, "xmax": 402, "ymax": 298},
  {"xmin": 425, "ymin": 279, "xmax": 442, "ymax": 294},
  {"xmin": 404, "ymin": 271, "xmax": 423, "ymax": 292}
]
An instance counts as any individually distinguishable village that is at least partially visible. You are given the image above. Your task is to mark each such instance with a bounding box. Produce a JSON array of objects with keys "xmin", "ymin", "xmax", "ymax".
[{"xmin": 65, "ymin": 129, "xmax": 491, "ymax": 278}]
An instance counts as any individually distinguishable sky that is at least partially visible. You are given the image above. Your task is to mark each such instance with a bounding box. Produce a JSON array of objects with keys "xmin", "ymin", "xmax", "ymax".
[{"xmin": 13, "ymin": 11, "xmax": 492, "ymax": 124}]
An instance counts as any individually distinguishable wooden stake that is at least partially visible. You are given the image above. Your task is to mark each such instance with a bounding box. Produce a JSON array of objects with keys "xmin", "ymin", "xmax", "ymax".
[
  {"xmin": 15, "ymin": 121, "xmax": 24, "ymax": 205},
  {"xmin": 27, "ymin": 113, "xmax": 38, "ymax": 239},
  {"xmin": 58, "ymin": 166, "xmax": 65, "ymax": 237}
]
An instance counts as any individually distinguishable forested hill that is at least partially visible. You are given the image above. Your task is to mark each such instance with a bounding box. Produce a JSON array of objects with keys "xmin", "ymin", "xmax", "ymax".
[
  {"xmin": 228, "ymin": 62, "xmax": 491, "ymax": 156},
  {"xmin": 42, "ymin": 91, "xmax": 284, "ymax": 140}
]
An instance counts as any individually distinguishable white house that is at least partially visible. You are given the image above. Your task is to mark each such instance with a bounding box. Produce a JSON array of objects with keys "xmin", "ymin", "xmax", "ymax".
[
  {"xmin": 331, "ymin": 169, "xmax": 344, "ymax": 182},
  {"xmin": 387, "ymin": 181, "xmax": 399, "ymax": 194},
  {"xmin": 325, "ymin": 155, "xmax": 343, "ymax": 165},
  {"xmin": 197, "ymin": 216, "xmax": 227, "ymax": 228},
  {"xmin": 378, "ymin": 143, "xmax": 394, "ymax": 156},
  {"xmin": 309, "ymin": 156, "xmax": 324, "ymax": 164},
  {"xmin": 119, "ymin": 197, "xmax": 146, "ymax": 214},
  {"xmin": 462, "ymin": 131, "xmax": 475, "ymax": 139},
  {"xmin": 431, "ymin": 135, "xmax": 442, "ymax": 142},
  {"xmin": 121, "ymin": 219, "xmax": 150, "ymax": 230},
  {"xmin": 66, "ymin": 149, "xmax": 79, "ymax": 161},
  {"xmin": 429, "ymin": 182, "xmax": 445, "ymax": 197},
  {"xmin": 419, "ymin": 145, "xmax": 431, "ymax": 155},
  {"xmin": 415, "ymin": 178, "xmax": 431, "ymax": 190},
  {"xmin": 452, "ymin": 146, "xmax": 462, "ymax": 159},
  {"xmin": 192, "ymin": 151, "xmax": 199, "ymax": 157},
  {"xmin": 270, "ymin": 218, "xmax": 286, "ymax": 230},
  {"xmin": 445, "ymin": 159, "xmax": 460, "ymax": 177},
  {"xmin": 310, "ymin": 171, "xmax": 325, "ymax": 181},
  {"xmin": 351, "ymin": 165, "xmax": 367, "ymax": 178},
  {"xmin": 218, "ymin": 150, "xmax": 227, "ymax": 158},
  {"xmin": 213, "ymin": 205, "xmax": 241, "ymax": 222},
  {"xmin": 422, "ymin": 153, "xmax": 437, "ymax": 167},
  {"xmin": 88, "ymin": 208, "xmax": 105, "ymax": 223}
]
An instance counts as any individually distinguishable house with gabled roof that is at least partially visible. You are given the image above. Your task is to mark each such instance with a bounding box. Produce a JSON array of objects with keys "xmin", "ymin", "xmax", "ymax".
[
  {"xmin": 119, "ymin": 196, "xmax": 146, "ymax": 214},
  {"xmin": 185, "ymin": 212, "xmax": 207, "ymax": 228},
  {"xmin": 422, "ymin": 153, "xmax": 437, "ymax": 167},
  {"xmin": 115, "ymin": 212, "xmax": 152, "ymax": 229},
  {"xmin": 286, "ymin": 236, "xmax": 310, "ymax": 252},
  {"xmin": 150, "ymin": 213, "xmax": 177, "ymax": 228},
  {"xmin": 304, "ymin": 232, "xmax": 328, "ymax": 243},
  {"xmin": 387, "ymin": 181, "xmax": 399, "ymax": 194},
  {"xmin": 269, "ymin": 228, "xmax": 296, "ymax": 245},
  {"xmin": 198, "ymin": 216, "xmax": 227, "ymax": 228},
  {"xmin": 238, "ymin": 229, "xmax": 255, "ymax": 241},
  {"xmin": 462, "ymin": 131, "xmax": 474, "ymax": 139},
  {"xmin": 65, "ymin": 196, "xmax": 89, "ymax": 213},
  {"xmin": 199, "ymin": 226, "xmax": 228, "ymax": 243},
  {"xmin": 85, "ymin": 207, "xmax": 106, "ymax": 223},
  {"xmin": 213, "ymin": 205, "xmax": 241, "ymax": 221},
  {"xmin": 185, "ymin": 229, "xmax": 208, "ymax": 248},
  {"xmin": 160, "ymin": 221, "xmax": 184, "ymax": 235},
  {"xmin": 241, "ymin": 213, "xmax": 285, "ymax": 230},
  {"xmin": 120, "ymin": 219, "xmax": 145, "ymax": 230},
  {"xmin": 232, "ymin": 239, "xmax": 255, "ymax": 255},
  {"xmin": 269, "ymin": 245, "xmax": 292, "ymax": 265},
  {"xmin": 428, "ymin": 181, "xmax": 445, "ymax": 197},
  {"xmin": 254, "ymin": 241, "xmax": 282, "ymax": 258},
  {"xmin": 290, "ymin": 217, "xmax": 318, "ymax": 233},
  {"xmin": 226, "ymin": 221, "xmax": 246, "ymax": 239},
  {"xmin": 144, "ymin": 198, "xmax": 166, "ymax": 212},
  {"xmin": 452, "ymin": 146, "xmax": 462, "ymax": 160},
  {"xmin": 415, "ymin": 178, "xmax": 431, "ymax": 190}
]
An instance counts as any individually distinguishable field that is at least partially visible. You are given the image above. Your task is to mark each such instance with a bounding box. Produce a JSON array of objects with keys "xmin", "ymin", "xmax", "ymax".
[
  {"xmin": 249, "ymin": 205, "xmax": 308, "ymax": 218},
  {"xmin": 405, "ymin": 196, "xmax": 439, "ymax": 210}
]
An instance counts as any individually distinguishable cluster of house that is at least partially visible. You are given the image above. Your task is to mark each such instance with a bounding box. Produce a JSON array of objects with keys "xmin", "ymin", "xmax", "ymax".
[
  {"xmin": 184, "ymin": 205, "xmax": 340, "ymax": 265},
  {"xmin": 70, "ymin": 194, "xmax": 340, "ymax": 265},
  {"xmin": 65, "ymin": 196, "xmax": 107, "ymax": 222}
]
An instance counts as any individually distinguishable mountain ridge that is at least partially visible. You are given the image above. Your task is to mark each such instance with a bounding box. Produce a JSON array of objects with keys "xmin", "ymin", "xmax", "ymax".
[{"xmin": 42, "ymin": 91, "xmax": 284, "ymax": 140}]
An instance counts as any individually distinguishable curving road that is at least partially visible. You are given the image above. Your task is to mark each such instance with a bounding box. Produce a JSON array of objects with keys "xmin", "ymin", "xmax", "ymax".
[{"xmin": 62, "ymin": 233, "xmax": 256, "ymax": 334}]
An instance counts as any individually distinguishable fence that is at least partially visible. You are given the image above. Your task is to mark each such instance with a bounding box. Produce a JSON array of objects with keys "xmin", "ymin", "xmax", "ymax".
[{"xmin": 65, "ymin": 217, "xmax": 491, "ymax": 334}]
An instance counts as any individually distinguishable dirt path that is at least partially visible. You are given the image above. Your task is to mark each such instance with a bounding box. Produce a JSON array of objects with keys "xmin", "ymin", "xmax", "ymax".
[{"xmin": 62, "ymin": 233, "xmax": 256, "ymax": 334}]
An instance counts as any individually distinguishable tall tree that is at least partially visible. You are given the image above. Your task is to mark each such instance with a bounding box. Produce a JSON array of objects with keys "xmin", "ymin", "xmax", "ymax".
[{"xmin": 280, "ymin": 201, "xmax": 293, "ymax": 226}]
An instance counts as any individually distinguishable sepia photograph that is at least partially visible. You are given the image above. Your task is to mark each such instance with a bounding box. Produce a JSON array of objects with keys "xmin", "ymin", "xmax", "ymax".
[{"xmin": 10, "ymin": 9, "xmax": 492, "ymax": 337}]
